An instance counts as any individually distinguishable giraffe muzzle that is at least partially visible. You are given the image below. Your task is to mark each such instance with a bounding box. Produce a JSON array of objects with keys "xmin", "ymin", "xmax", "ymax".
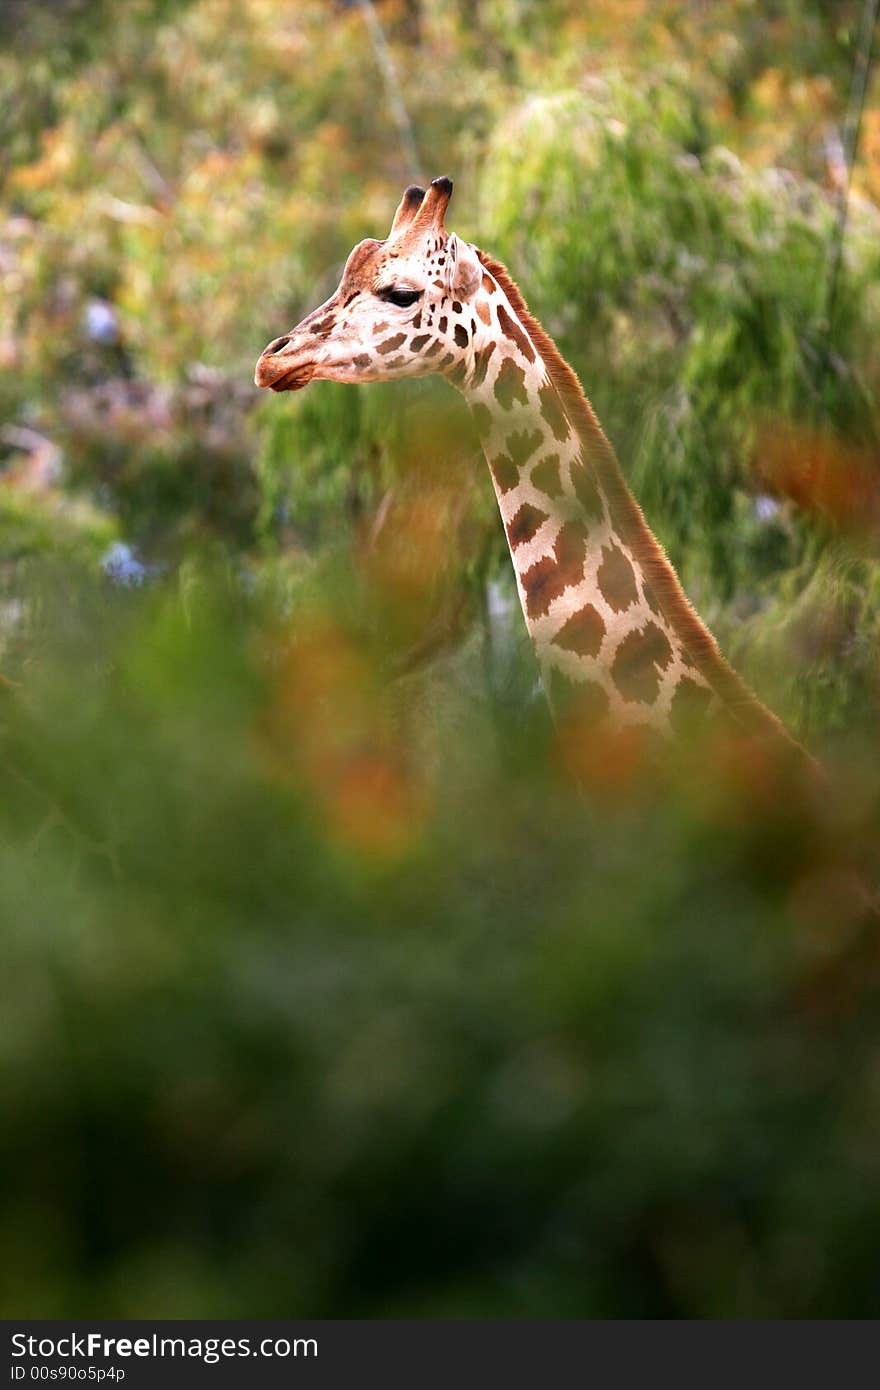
[{"xmin": 254, "ymin": 341, "xmax": 317, "ymax": 392}]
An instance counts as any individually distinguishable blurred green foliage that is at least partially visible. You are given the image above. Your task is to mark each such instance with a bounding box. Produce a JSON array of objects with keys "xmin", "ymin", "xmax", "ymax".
[
  {"xmin": 2, "ymin": 0, "xmax": 880, "ymax": 1318},
  {"xmin": 2, "ymin": 568, "xmax": 880, "ymax": 1317}
]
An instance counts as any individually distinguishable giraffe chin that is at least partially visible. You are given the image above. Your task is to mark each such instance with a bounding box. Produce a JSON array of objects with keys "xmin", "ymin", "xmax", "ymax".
[{"xmin": 262, "ymin": 362, "xmax": 316, "ymax": 393}]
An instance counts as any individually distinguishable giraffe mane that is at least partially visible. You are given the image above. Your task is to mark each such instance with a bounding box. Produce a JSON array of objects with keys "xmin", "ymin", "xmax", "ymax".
[{"xmin": 476, "ymin": 250, "xmax": 801, "ymax": 750}]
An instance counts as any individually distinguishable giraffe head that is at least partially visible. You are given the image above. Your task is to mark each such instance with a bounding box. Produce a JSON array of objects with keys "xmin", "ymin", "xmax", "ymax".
[{"xmin": 255, "ymin": 177, "xmax": 488, "ymax": 393}]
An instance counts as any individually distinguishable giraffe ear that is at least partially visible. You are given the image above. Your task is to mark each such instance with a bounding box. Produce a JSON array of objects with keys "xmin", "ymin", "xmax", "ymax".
[{"xmin": 448, "ymin": 236, "xmax": 481, "ymax": 299}]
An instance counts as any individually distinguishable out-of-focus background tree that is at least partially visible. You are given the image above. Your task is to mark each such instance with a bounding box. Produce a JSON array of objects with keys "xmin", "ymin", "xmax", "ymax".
[{"xmin": 1, "ymin": 0, "xmax": 880, "ymax": 1317}]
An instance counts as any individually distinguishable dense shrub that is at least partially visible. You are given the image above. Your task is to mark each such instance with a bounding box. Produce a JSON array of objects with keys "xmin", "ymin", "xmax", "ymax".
[{"xmin": 1, "ymin": 567, "xmax": 879, "ymax": 1317}]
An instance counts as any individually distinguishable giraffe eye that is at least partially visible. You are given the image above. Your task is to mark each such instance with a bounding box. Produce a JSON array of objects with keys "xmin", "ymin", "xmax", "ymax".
[{"xmin": 377, "ymin": 286, "xmax": 423, "ymax": 308}]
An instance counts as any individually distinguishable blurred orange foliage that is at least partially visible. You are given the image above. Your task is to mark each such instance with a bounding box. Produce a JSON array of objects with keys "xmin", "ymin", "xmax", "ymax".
[
  {"xmin": 260, "ymin": 613, "xmax": 427, "ymax": 860},
  {"xmin": 754, "ymin": 420, "xmax": 880, "ymax": 536}
]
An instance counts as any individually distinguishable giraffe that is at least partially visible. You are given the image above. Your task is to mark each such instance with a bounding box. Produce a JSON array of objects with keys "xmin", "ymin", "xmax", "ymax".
[{"xmin": 255, "ymin": 177, "xmax": 802, "ymax": 757}]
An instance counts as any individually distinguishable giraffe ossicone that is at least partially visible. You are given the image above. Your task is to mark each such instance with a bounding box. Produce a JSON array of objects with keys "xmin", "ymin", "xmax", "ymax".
[{"xmin": 255, "ymin": 176, "xmax": 802, "ymax": 754}]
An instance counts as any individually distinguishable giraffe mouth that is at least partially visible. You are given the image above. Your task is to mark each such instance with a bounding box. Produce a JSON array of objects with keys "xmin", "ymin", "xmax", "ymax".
[
  {"xmin": 267, "ymin": 363, "xmax": 316, "ymax": 392},
  {"xmin": 254, "ymin": 354, "xmax": 317, "ymax": 392}
]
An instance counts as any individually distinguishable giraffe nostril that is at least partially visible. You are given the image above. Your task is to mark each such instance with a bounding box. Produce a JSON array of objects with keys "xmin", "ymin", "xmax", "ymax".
[{"xmin": 264, "ymin": 335, "xmax": 291, "ymax": 356}]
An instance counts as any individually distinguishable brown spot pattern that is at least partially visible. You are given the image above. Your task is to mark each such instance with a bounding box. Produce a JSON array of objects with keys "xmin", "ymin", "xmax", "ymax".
[
  {"xmin": 494, "ymin": 358, "xmax": 529, "ymax": 410},
  {"xmin": 522, "ymin": 522, "xmax": 586, "ymax": 619},
  {"xmin": 508, "ymin": 503, "xmax": 550, "ymax": 549},
  {"xmin": 454, "ymin": 324, "xmax": 468, "ymax": 348},
  {"xmin": 438, "ymin": 316, "xmax": 448, "ymax": 334},
  {"xmin": 552, "ymin": 604, "xmax": 606, "ymax": 659},
  {"xmin": 548, "ymin": 668, "xmax": 610, "ymax": 726},
  {"xmin": 539, "ymin": 383, "xmax": 570, "ymax": 442},
  {"xmin": 669, "ymin": 676, "xmax": 713, "ymax": 735},
  {"xmin": 490, "ymin": 454, "xmax": 520, "ymax": 494},
  {"xmin": 481, "ymin": 273, "xmax": 496, "ymax": 293},
  {"xmin": 570, "ymin": 460, "xmax": 604, "ymax": 524},
  {"xmin": 506, "ymin": 429, "xmax": 543, "ymax": 470},
  {"xmin": 352, "ymin": 353, "xmax": 371, "ymax": 369},
  {"xmin": 680, "ymin": 644, "xmax": 699, "ymax": 670},
  {"xmin": 644, "ymin": 582, "xmax": 663, "ymax": 618},
  {"xmin": 597, "ymin": 545, "xmax": 638, "ymax": 613},
  {"xmin": 611, "ymin": 623, "xmax": 674, "ymax": 704},
  {"xmin": 411, "ymin": 334, "xmax": 431, "ymax": 351},
  {"xmin": 471, "ymin": 342, "xmax": 496, "ymax": 388},
  {"xmin": 497, "ymin": 304, "xmax": 536, "ymax": 363},
  {"xmin": 476, "ymin": 298, "xmax": 491, "ymax": 325},
  {"xmin": 377, "ymin": 333, "xmax": 406, "ymax": 355},
  {"xmin": 531, "ymin": 453, "xmax": 563, "ymax": 498}
]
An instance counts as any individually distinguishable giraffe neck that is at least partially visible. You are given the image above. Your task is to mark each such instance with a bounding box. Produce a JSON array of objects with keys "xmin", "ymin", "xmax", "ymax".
[
  {"xmin": 461, "ymin": 326, "xmax": 703, "ymax": 735},
  {"xmin": 453, "ymin": 256, "xmax": 787, "ymax": 744}
]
